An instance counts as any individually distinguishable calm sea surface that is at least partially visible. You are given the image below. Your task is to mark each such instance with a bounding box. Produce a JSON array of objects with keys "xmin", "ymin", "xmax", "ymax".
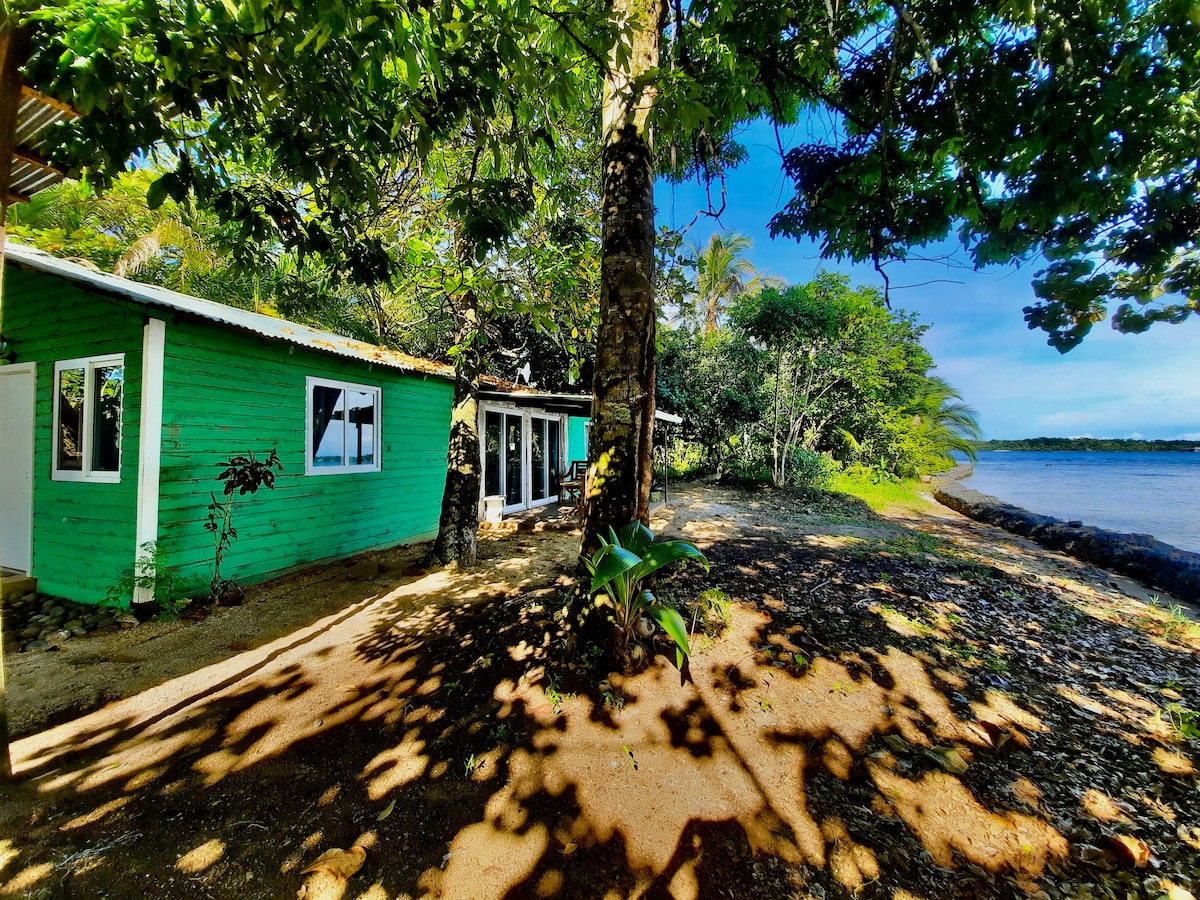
[{"xmin": 957, "ymin": 451, "xmax": 1200, "ymax": 553}]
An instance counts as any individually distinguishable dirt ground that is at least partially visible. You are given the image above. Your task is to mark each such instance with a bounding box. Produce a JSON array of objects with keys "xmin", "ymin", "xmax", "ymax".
[{"xmin": 1, "ymin": 484, "xmax": 1197, "ymax": 900}]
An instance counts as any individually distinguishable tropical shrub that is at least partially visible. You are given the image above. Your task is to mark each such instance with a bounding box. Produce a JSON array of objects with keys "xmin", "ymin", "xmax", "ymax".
[{"xmin": 584, "ymin": 522, "xmax": 709, "ymax": 673}]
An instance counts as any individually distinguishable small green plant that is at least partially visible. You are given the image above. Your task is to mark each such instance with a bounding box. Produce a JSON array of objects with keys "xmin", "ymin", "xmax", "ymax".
[
  {"xmin": 205, "ymin": 448, "xmax": 283, "ymax": 604},
  {"xmin": 622, "ymin": 745, "xmax": 638, "ymax": 770},
  {"xmin": 1163, "ymin": 702, "xmax": 1200, "ymax": 741},
  {"xmin": 106, "ymin": 542, "xmax": 200, "ymax": 619},
  {"xmin": 463, "ymin": 753, "xmax": 480, "ymax": 776},
  {"xmin": 544, "ymin": 674, "xmax": 567, "ymax": 713},
  {"xmin": 791, "ymin": 651, "xmax": 811, "ymax": 674},
  {"xmin": 490, "ymin": 721, "xmax": 516, "ymax": 744},
  {"xmin": 758, "ymin": 695, "xmax": 775, "ymax": 713},
  {"xmin": 584, "ymin": 522, "xmax": 709, "ymax": 674},
  {"xmin": 600, "ymin": 682, "xmax": 627, "ymax": 710},
  {"xmin": 692, "ymin": 587, "xmax": 733, "ymax": 638}
]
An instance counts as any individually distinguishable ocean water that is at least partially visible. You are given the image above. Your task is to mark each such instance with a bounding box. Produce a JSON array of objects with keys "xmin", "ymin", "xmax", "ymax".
[{"xmin": 956, "ymin": 451, "xmax": 1200, "ymax": 553}]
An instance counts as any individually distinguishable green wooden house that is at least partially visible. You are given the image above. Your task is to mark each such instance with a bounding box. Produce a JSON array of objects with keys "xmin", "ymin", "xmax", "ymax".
[{"xmin": 0, "ymin": 244, "xmax": 589, "ymax": 607}]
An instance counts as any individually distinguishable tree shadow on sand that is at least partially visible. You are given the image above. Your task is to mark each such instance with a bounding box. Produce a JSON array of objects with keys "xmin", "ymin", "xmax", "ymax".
[{"xmin": 1, "ymin": 518, "xmax": 1197, "ymax": 899}]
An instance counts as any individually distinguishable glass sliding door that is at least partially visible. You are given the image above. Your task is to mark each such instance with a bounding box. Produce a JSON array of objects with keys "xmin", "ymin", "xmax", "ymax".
[
  {"xmin": 531, "ymin": 417, "xmax": 547, "ymax": 502},
  {"xmin": 548, "ymin": 419, "xmax": 561, "ymax": 495},
  {"xmin": 504, "ymin": 414, "xmax": 523, "ymax": 507},
  {"xmin": 483, "ymin": 411, "xmax": 502, "ymax": 497}
]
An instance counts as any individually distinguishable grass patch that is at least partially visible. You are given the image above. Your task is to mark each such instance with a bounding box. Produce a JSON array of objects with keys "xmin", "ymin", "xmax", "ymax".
[{"xmin": 829, "ymin": 473, "xmax": 932, "ymax": 514}]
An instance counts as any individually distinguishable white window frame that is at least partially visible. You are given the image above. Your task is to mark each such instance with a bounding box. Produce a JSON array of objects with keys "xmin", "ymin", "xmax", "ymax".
[
  {"xmin": 305, "ymin": 376, "xmax": 383, "ymax": 476},
  {"xmin": 52, "ymin": 353, "xmax": 125, "ymax": 484}
]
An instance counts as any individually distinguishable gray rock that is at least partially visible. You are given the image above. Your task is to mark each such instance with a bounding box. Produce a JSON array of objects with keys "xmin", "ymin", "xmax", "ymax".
[
  {"xmin": 70, "ymin": 627, "xmax": 88, "ymax": 638},
  {"xmin": 23, "ymin": 639, "xmax": 50, "ymax": 652},
  {"xmin": 63, "ymin": 619, "xmax": 83, "ymax": 630},
  {"xmin": 49, "ymin": 629, "xmax": 72, "ymax": 642},
  {"xmin": 116, "ymin": 613, "xmax": 139, "ymax": 629},
  {"xmin": 18, "ymin": 626, "xmax": 40, "ymax": 640},
  {"xmin": 934, "ymin": 480, "xmax": 1200, "ymax": 602}
]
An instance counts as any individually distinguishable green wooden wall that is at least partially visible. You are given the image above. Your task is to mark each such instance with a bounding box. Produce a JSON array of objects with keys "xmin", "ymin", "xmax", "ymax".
[
  {"xmin": 3, "ymin": 267, "xmax": 143, "ymax": 604},
  {"xmin": 157, "ymin": 317, "xmax": 453, "ymax": 589},
  {"xmin": 567, "ymin": 415, "xmax": 590, "ymax": 466}
]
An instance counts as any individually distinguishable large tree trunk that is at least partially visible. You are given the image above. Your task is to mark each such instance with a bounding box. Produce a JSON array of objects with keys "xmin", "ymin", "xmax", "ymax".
[
  {"xmin": 433, "ymin": 288, "xmax": 482, "ymax": 566},
  {"xmin": 583, "ymin": 0, "xmax": 665, "ymax": 553}
]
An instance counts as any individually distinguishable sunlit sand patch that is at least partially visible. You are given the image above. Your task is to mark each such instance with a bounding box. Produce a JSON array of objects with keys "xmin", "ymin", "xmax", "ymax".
[
  {"xmin": 0, "ymin": 862, "xmax": 53, "ymax": 895},
  {"xmin": 971, "ymin": 688, "xmax": 1047, "ymax": 734},
  {"xmin": 1080, "ymin": 788, "xmax": 1129, "ymax": 823},
  {"xmin": 1008, "ymin": 776, "xmax": 1045, "ymax": 813},
  {"xmin": 361, "ymin": 728, "xmax": 429, "ymax": 799},
  {"xmin": 1152, "ymin": 746, "xmax": 1196, "ymax": 777},
  {"xmin": 176, "ymin": 838, "xmax": 225, "ymax": 873},
  {"xmin": 823, "ymin": 816, "xmax": 881, "ymax": 894},
  {"xmin": 876, "ymin": 647, "xmax": 969, "ymax": 744},
  {"xmin": 0, "ymin": 843, "xmax": 17, "ymax": 877},
  {"xmin": 439, "ymin": 820, "xmax": 549, "ymax": 900},
  {"xmin": 60, "ymin": 796, "xmax": 131, "ymax": 831},
  {"xmin": 869, "ymin": 764, "xmax": 1067, "ymax": 876}
]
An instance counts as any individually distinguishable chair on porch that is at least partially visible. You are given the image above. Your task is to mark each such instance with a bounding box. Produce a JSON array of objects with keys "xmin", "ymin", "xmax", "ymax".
[{"xmin": 559, "ymin": 460, "xmax": 588, "ymax": 517}]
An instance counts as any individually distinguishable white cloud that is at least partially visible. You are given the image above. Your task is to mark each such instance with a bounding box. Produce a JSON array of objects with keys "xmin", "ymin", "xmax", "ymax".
[
  {"xmin": 1126, "ymin": 432, "xmax": 1145, "ymax": 440},
  {"xmin": 1179, "ymin": 433, "xmax": 1200, "ymax": 441}
]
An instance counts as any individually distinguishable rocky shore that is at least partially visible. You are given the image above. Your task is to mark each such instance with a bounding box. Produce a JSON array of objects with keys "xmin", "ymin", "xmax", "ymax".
[{"xmin": 933, "ymin": 465, "xmax": 1200, "ymax": 602}]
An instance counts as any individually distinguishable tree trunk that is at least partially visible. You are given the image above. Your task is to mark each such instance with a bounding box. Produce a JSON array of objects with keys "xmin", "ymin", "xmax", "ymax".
[
  {"xmin": 583, "ymin": 0, "xmax": 665, "ymax": 553},
  {"xmin": 433, "ymin": 287, "xmax": 482, "ymax": 566}
]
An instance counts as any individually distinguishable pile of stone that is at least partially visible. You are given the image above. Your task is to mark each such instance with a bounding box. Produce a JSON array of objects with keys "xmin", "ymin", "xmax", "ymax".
[{"xmin": 1, "ymin": 592, "xmax": 138, "ymax": 653}]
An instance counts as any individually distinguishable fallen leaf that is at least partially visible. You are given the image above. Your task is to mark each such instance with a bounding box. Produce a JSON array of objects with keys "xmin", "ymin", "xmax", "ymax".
[
  {"xmin": 924, "ymin": 747, "xmax": 969, "ymax": 775},
  {"xmin": 1101, "ymin": 834, "xmax": 1150, "ymax": 868},
  {"xmin": 377, "ymin": 799, "xmax": 396, "ymax": 821},
  {"xmin": 977, "ymin": 720, "xmax": 1012, "ymax": 750},
  {"xmin": 300, "ymin": 846, "xmax": 366, "ymax": 879},
  {"xmin": 883, "ymin": 734, "xmax": 911, "ymax": 754},
  {"xmin": 561, "ymin": 842, "xmax": 577, "ymax": 855}
]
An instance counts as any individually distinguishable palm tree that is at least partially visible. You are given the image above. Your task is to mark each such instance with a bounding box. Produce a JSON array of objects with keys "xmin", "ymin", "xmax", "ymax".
[
  {"xmin": 690, "ymin": 231, "xmax": 782, "ymax": 334},
  {"xmin": 905, "ymin": 375, "xmax": 983, "ymax": 471}
]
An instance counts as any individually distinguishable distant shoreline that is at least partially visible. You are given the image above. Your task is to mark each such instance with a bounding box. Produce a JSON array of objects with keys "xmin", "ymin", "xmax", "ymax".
[{"xmin": 973, "ymin": 438, "xmax": 1200, "ymax": 452}]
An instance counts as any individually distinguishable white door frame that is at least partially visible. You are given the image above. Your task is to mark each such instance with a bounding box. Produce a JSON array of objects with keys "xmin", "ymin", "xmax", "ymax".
[
  {"xmin": 480, "ymin": 402, "xmax": 567, "ymax": 513},
  {"xmin": 0, "ymin": 362, "xmax": 37, "ymax": 573}
]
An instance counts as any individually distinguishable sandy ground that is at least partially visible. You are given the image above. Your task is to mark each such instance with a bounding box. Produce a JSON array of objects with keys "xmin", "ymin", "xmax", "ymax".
[{"xmin": 1, "ymin": 484, "xmax": 1197, "ymax": 900}]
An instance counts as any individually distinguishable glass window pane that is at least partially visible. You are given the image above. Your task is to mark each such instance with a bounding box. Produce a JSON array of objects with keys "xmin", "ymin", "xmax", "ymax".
[
  {"xmin": 57, "ymin": 367, "xmax": 85, "ymax": 471},
  {"xmin": 346, "ymin": 390, "xmax": 376, "ymax": 466},
  {"xmin": 549, "ymin": 421, "xmax": 561, "ymax": 495},
  {"xmin": 312, "ymin": 385, "xmax": 346, "ymax": 467},
  {"xmin": 91, "ymin": 364, "xmax": 123, "ymax": 472},
  {"xmin": 505, "ymin": 415, "xmax": 523, "ymax": 506},
  {"xmin": 531, "ymin": 418, "xmax": 546, "ymax": 501},
  {"xmin": 484, "ymin": 412, "xmax": 502, "ymax": 496}
]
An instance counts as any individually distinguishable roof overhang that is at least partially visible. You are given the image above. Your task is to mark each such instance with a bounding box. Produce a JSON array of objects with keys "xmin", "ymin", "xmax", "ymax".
[
  {"xmin": 4, "ymin": 242, "xmax": 456, "ymax": 381},
  {"xmin": 10, "ymin": 85, "xmax": 76, "ymax": 202},
  {"xmin": 479, "ymin": 388, "xmax": 684, "ymax": 425}
]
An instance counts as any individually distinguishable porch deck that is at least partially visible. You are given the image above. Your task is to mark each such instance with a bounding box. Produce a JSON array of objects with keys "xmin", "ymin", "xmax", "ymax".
[{"xmin": 1, "ymin": 568, "xmax": 36, "ymax": 601}]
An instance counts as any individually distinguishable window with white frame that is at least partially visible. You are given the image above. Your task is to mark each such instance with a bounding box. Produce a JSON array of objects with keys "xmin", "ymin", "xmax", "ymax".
[
  {"xmin": 306, "ymin": 376, "xmax": 382, "ymax": 474},
  {"xmin": 52, "ymin": 354, "xmax": 125, "ymax": 482}
]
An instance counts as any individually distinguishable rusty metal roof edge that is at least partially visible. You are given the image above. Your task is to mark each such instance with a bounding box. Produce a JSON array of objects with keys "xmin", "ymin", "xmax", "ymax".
[{"xmin": 4, "ymin": 242, "xmax": 456, "ymax": 381}]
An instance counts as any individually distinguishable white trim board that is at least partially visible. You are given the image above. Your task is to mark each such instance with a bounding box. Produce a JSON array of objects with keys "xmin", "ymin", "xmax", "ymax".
[{"xmin": 133, "ymin": 319, "xmax": 166, "ymax": 605}]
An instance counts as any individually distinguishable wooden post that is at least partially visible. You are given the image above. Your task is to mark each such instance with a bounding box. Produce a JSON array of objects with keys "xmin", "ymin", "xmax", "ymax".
[{"xmin": 0, "ymin": 17, "xmax": 30, "ymax": 782}]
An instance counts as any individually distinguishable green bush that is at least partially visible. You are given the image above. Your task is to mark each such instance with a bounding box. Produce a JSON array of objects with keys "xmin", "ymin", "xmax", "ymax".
[{"xmin": 786, "ymin": 450, "xmax": 840, "ymax": 490}]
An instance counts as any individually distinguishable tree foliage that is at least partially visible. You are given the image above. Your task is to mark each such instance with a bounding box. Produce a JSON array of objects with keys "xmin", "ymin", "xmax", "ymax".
[
  {"xmin": 680, "ymin": 0, "xmax": 1200, "ymax": 350},
  {"xmin": 661, "ymin": 272, "xmax": 979, "ymax": 483}
]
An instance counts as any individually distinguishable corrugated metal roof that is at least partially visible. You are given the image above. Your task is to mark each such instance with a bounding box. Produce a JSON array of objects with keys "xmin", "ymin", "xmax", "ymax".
[
  {"xmin": 5, "ymin": 242, "xmax": 456, "ymax": 380},
  {"xmin": 11, "ymin": 86, "xmax": 77, "ymax": 200}
]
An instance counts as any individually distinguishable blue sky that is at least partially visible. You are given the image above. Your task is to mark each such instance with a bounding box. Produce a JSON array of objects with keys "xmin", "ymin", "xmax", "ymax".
[{"xmin": 656, "ymin": 122, "xmax": 1200, "ymax": 441}]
